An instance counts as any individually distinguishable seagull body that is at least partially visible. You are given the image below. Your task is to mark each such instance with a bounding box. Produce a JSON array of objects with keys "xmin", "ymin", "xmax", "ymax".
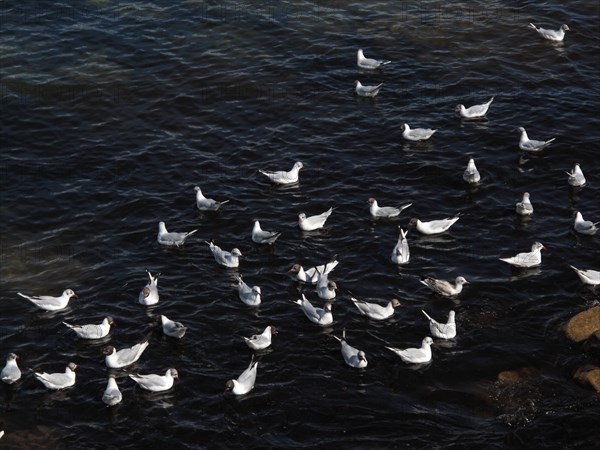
[
  {"xmin": 456, "ymin": 97, "xmax": 494, "ymax": 119},
  {"xmin": 333, "ymin": 329, "xmax": 368, "ymax": 368},
  {"xmin": 499, "ymin": 242, "xmax": 546, "ymax": 268},
  {"xmin": 386, "ymin": 337, "xmax": 434, "ymax": 364},
  {"xmin": 1, "ymin": 353, "xmax": 21, "ymax": 384},
  {"xmin": 401, "ymin": 123, "xmax": 437, "ymax": 141},
  {"xmin": 130, "ymin": 368, "xmax": 178, "ymax": 392},
  {"xmin": 206, "ymin": 241, "xmax": 242, "ymax": 268},
  {"xmin": 294, "ymin": 294, "xmax": 333, "ymax": 326},
  {"xmin": 529, "ymin": 23, "xmax": 570, "ymax": 42},
  {"xmin": 368, "ymin": 198, "xmax": 412, "ymax": 218},
  {"xmin": 566, "ymin": 163, "xmax": 586, "ymax": 187},
  {"xmin": 298, "ymin": 207, "xmax": 333, "ymax": 231},
  {"xmin": 18, "ymin": 289, "xmax": 77, "ymax": 311},
  {"xmin": 103, "ymin": 339, "xmax": 150, "ymax": 369},
  {"xmin": 139, "ymin": 269, "xmax": 160, "ymax": 306},
  {"xmin": 34, "ymin": 362, "xmax": 77, "ymax": 390},
  {"xmin": 225, "ymin": 358, "xmax": 258, "ymax": 396},
  {"xmin": 350, "ymin": 297, "xmax": 401, "ymax": 321},
  {"xmin": 516, "ymin": 192, "xmax": 534, "ymax": 216},
  {"xmin": 243, "ymin": 325, "xmax": 277, "ymax": 351},
  {"xmin": 251, "ymin": 220, "xmax": 281, "ymax": 245},
  {"xmin": 316, "ymin": 273, "xmax": 337, "ymax": 300},
  {"xmin": 63, "ymin": 316, "xmax": 114, "ymax": 339},
  {"xmin": 463, "ymin": 158, "xmax": 481, "ymax": 184},
  {"xmin": 422, "ymin": 310, "xmax": 456, "ymax": 340},
  {"xmin": 354, "ymin": 80, "xmax": 383, "ymax": 97},
  {"xmin": 409, "ymin": 216, "xmax": 459, "ymax": 235},
  {"xmin": 289, "ymin": 258, "xmax": 339, "ymax": 284},
  {"xmin": 420, "ymin": 276, "xmax": 469, "ymax": 297},
  {"xmin": 235, "ymin": 275, "xmax": 261, "ymax": 306},
  {"xmin": 160, "ymin": 314, "xmax": 187, "ymax": 339},
  {"xmin": 570, "ymin": 266, "xmax": 600, "ymax": 286},
  {"xmin": 574, "ymin": 211, "xmax": 598, "ymax": 236},
  {"xmin": 195, "ymin": 186, "xmax": 229, "ymax": 211},
  {"xmin": 357, "ymin": 49, "xmax": 390, "ymax": 70},
  {"xmin": 157, "ymin": 221, "xmax": 197, "ymax": 247},
  {"xmin": 259, "ymin": 161, "xmax": 303, "ymax": 185},
  {"xmin": 391, "ymin": 227, "xmax": 410, "ymax": 264},
  {"xmin": 518, "ymin": 127, "xmax": 555, "ymax": 151},
  {"xmin": 102, "ymin": 375, "xmax": 122, "ymax": 406}
]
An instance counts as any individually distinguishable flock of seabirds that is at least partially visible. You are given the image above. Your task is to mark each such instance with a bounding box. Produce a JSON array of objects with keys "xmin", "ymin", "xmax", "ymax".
[{"xmin": 1, "ymin": 20, "xmax": 599, "ymax": 423}]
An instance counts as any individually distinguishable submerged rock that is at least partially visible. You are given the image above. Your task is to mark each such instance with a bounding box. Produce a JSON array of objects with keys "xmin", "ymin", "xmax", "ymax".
[
  {"xmin": 565, "ymin": 306, "xmax": 600, "ymax": 343},
  {"xmin": 497, "ymin": 367, "xmax": 540, "ymax": 384},
  {"xmin": 573, "ymin": 365, "xmax": 600, "ymax": 392}
]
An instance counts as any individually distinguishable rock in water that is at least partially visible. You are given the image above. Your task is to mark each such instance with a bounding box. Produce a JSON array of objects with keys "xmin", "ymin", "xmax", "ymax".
[{"xmin": 565, "ymin": 307, "xmax": 600, "ymax": 343}]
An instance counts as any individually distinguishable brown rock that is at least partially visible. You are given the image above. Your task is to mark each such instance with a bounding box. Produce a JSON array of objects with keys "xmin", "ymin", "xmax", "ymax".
[
  {"xmin": 565, "ymin": 306, "xmax": 600, "ymax": 343},
  {"xmin": 573, "ymin": 365, "xmax": 600, "ymax": 392},
  {"xmin": 497, "ymin": 367, "xmax": 539, "ymax": 383}
]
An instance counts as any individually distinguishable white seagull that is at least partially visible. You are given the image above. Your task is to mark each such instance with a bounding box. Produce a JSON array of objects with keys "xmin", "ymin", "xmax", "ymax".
[
  {"xmin": 333, "ymin": 329, "xmax": 368, "ymax": 369},
  {"xmin": 357, "ymin": 49, "xmax": 390, "ymax": 70},
  {"xmin": 243, "ymin": 325, "xmax": 277, "ymax": 351},
  {"xmin": 288, "ymin": 258, "xmax": 339, "ymax": 284},
  {"xmin": 401, "ymin": 123, "xmax": 437, "ymax": 141},
  {"xmin": 516, "ymin": 192, "xmax": 534, "ymax": 216},
  {"xmin": 129, "ymin": 368, "xmax": 178, "ymax": 392},
  {"xmin": 574, "ymin": 211, "xmax": 598, "ymax": 236},
  {"xmin": 206, "ymin": 241, "xmax": 242, "ymax": 268},
  {"xmin": 235, "ymin": 275, "xmax": 261, "ymax": 306},
  {"xmin": 529, "ymin": 23, "xmax": 570, "ymax": 42},
  {"xmin": 456, "ymin": 97, "xmax": 494, "ymax": 119},
  {"xmin": 385, "ymin": 337, "xmax": 434, "ymax": 364},
  {"xmin": 259, "ymin": 161, "xmax": 303, "ymax": 185},
  {"xmin": 17, "ymin": 289, "xmax": 78, "ymax": 312},
  {"xmin": 251, "ymin": 220, "xmax": 282, "ymax": 245},
  {"xmin": 518, "ymin": 127, "xmax": 555, "ymax": 151},
  {"xmin": 422, "ymin": 310, "xmax": 456, "ymax": 340},
  {"xmin": 316, "ymin": 272, "xmax": 337, "ymax": 300},
  {"xmin": 350, "ymin": 297, "xmax": 402, "ymax": 321},
  {"xmin": 103, "ymin": 338, "xmax": 150, "ymax": 369},
  {"xmin": 157, "ymin": 221, "xmax": 197, "ymax": 247},
  {"xmin": 298, "ymin": 207, "xmax": 333, "ymax": 231},
  {"xmin": 499, "ymin": 242, "xmax": 546, "ymax": 268},
  {"xmin": 139, "ymin": 269, "xmax": 160, "ymax": 306},
  {"xmin": 408, "ymin": 216, "xmax": 460, "ymax": 235},
  {"xmin": 294, "ymin": 293, "xmax": 333, "ymax": 326},
  {"xmin": 566, "ymin": 163, "xmax": 586, "ymax": 187},
  {"xmin": 160, "ymin": 314, "xmax": 187, "ymax": 339},
  {"xmin": 34, "ymin": 362, "xmax": 77, "ymax": 390},
  {"xmin": 368, "ymin": 198, "xmax": 412, "ymax": 218},
  {"xmin": 420, "ymin": 276, "xmax": 469, "ymax": 297},
  {"xmin": 194, "ymin": 186, "xmax": 229, "ymax": 211},
  {"xmin": 391, "ymin": 227, "xmax": 410, "ymax": 264},
  {"xmin": 102, "ymin": 375, "xmax": 123, "ymax": 406},
  {"xmin": 63, "ymin": 316, "xmax": 115, "ymax": 340},
  {"xmin": 463, "ymin": 158, "xmax": 481, "ymax": 184},
  {"xmin": 570, "ymin": 266, "xmax": 600, "ymax": 286},
  {"xmin": 354, "ymin": 80, "xmax": 383, "ymax": 97},
  {"xmin": 225, "ymin": 358, "xmax": 258, "ymax": 396},
  {"xmin": 1, "ymin": 353, "xmax": 21, "ymax": 384}
]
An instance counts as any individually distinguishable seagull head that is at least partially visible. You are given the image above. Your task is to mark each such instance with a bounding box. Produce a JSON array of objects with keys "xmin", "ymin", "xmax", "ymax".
[
  {"xmin": 455, "ymin": 276, "xmax": 469, "ymax": 285},
  {"xmin": 391, "ymin": 298, "xmax": 403, "ymax": 308},
  {"xmin": 407, "ymin": 218, "xmax": 419, "ymax": 228},
  {"xmin": 367, "ymin": 197, "xmax": 377, "ymax": 206},
  {"xmin": 169, "ymin": 368, "xmax": 179, "ymax": 380},
  {"xmin": 298, "ymin": 213, "xmax": 307, "ymax": 223},
  {"xmin": 532, "ymin": 242, "xmax": 546, "ymax": 252},
  {"xmin": 102, "ymin": 346, "xmax": 116, "ymax": 356},
  {"xmin": 224, "ymin": 379, "xmax": 235, "ymax": 394},
  {"xmin": 328, "ymin": 281, "xmax": 338, "ymax": 291},
  {"xmin": 269, "ymin": 325, "xmax": 278, "ymax": 336},
  {"xmin": 67, "ymin": 362, "xmax": 78, "ymax": 372},
  {"xmin": 64, "ymin": 289, "xmax": 78, "ymax": 299},
  {"xmin": 358, "ymin": 351, "xmax": 367, "ymax": 364},
  {"xmin": 561, "ymin": 24, "xmax": 570, "ymax": 32},
  {"xmin": 423, "ymin": 337, "xmax": 434, "ymax": 346},
  {"xmin": 455, "ymin": 104, "xmax": 464, "ymax": 112},
  {"xmin": 294, "ymin": 161, "xmax": 304, "ymax": 170},
  {"xmin": 231, "ymin": 248, "xmax": 242, "ymax": 257},
  {"xmin": 517, "ymin": 127, "xmax": 526, "ymax": 134}
]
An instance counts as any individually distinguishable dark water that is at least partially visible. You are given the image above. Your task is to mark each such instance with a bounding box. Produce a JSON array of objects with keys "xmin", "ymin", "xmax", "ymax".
[{"xmin": 1, "ymin": 0, "xmax": 600, "ymax": 448}]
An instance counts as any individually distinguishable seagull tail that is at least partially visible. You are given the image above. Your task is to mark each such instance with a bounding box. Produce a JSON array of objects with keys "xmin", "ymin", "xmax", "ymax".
[
  {"xmin": 219, "ymin": 200, "xmax": 230, "ymax": 205},
  {"xmin": 529, "ymin": 23, "xmax": 538, "ymax": 30},
  {"xmin": 399, "ymin": 203, "xmax": 413, "ymax": 212},
  {"xmin": 421, "ymin": 310, "xmax": 433, "ymax": 322},
  {"xmin": 62, "ymin": 321, "xmax": 75, "ymax": 329},
  {"xmin": 545, "ymin": 138, "xmax": 556, "ymax": 144},
  {"xmin": 186, "ymin": 229, "xmax": 199, "ymax": 237}
]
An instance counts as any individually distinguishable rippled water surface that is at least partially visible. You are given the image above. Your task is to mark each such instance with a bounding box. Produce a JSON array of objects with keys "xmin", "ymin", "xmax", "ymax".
[{"xmin": 1, "ymin": 1, "xmax": 599, "ymax": 448}]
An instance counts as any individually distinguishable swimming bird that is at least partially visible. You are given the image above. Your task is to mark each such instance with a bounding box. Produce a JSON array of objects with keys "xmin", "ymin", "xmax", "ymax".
[
  {"xmin": 499, "ymin": 242, "xmax": 546, "ymax": 268},
  {"xmin": 194, "ymin": 186, "xmax": 229, "ymax": 211},
  {"xmin": 385, "ymin": 337, "xmax": 434, "ymax": 364},
  {"xmin": 139, "ymin": 269, "xmax": 160, "ymax": 306},
  {"xmin": 225, "ymin": 357, "xmax": 258, "ymax": 396},
  {"xmin": 333, "ymin": 329, "xmax": 368, "ymax": 369},
  {"xmin": 401, "ymin": 123, "xmax": 437, "ymax": 141},
  {"xmin": 357, "ymin": 49, "xmax": 390, "ymax": 70},
  {"xmin": 368, "ymin": 198, "xmax": 412, "ymax": 218},
  {"xmin": 573, "ymin": 211, "xmax": 598, "ymax": 236},
  {"xmin": 160, "ymin": 314, "xmax": 187, "ymax": 339},
  {"xmin": 288, "ymin": 258, "xmax": 339, "ymax": 284},
  {"xmin": 350, "ymin": 297, "xmax": 402, "ymax": 321},
  {"xmin": 17, "ymin": 289, "xmax": 77, "ymax": 311},
  {"xmin": 518, "ymin": 127, "xmax": 555, "ymax": 151},
  {"xmin": 570, "ymin": 266, "xmax": 600, "ymax": 286},
  {"xmin": 566, "ymin": 163, "xmax": 586, "ymax": 187},
  {"xmin": 391, "ymin": 227, "xmax": 410, "ymax": 264},
  {"xmin": 298, "ymin": 207, "xmax": 333, "ymax": 231},
  {"xmin": 102, "ymin": 375, "xmax": 123, "ymax": 406},
  {"xmin": 316, "ymin": 272, "xmax": 337, "ymax": 300},
  {"xmin": 34, "ymin": 362, "xmax": 77, "ymax": 390},
  {"xmin": 63, "ymin": 316, "xmax": 115, "ymax": 340},
  {"xmin": 354, "ymin": 80, "xmax": 383, "ymax": 97},
  {"xmin": 235, "ymin": 275, "xmax": 261, "ymax": 306},
  {"xmin": 294, "ymin": 294, "xmax": 333, "ymax": 326},
  {"xmin": 206, "ymin": 241, "xmax": 242, "ymax": 268},
  {"xmin": 1, "ymin": 353, "xmax": 21, "ymax": 384},
  {"xmin": 463, "ymin": 158, "xmax": 481, "ymax": 184},
  {"xmin": 408, "ymin": 216, "xmax": 459, "ymax": 235},
  {"xmin": 516, "ymin": 192, "xmax": 534, "ymax": 216},
  {"xmin": 243, "ymin": 325, "xmax": 277, "ymax": 351},
  {"xmin": 420, "ymin": 276, "xmax": 469, "ymax": 297},
  {"xmin": 157, "ymin": 221, "xmax": 197, "ymax": 247},
  {"xmin": 422, "ymin": 310, "xmax": 456, "ymax": 340},
  {"xmin": 251, "ymin": 220, "xmax": 282, "ymax": 245},
  {"xmin": 529, "ymin": 23, "xmax": 570, "ymax": 42},
  {"xmin": 103, "ymin": 338, "xmax": 150, "ymax": 369},
  {"xmin": 456, "ymin": 97, "xmax": 494, "ymax": 119},
  {"xmin": 129, "ymin": 368, "xmax": 178, "ymax": 392},
  {"xmin": 259, "ymin": 161, "xmax": 303, "ymax": 185}
]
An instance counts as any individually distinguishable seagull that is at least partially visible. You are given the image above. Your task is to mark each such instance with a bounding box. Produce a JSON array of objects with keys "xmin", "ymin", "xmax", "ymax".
[
  {"xmin": 129, "ymin": 368, "xmax": 178, "ymax": 392},
  {"xmin": 408, "ymin": 216, "xmax": 459, "ymax": 235},
  {"xmin": 288, "ymin": 258, "xmax": 339, "ymax": 284},
  {"xmin": 160, "ymin": 314, "xmax": 187, "ymax": 339},
  {"xmin": 391, "ymin": 227, "xmax": 410, "ymax": 264},
  {"xmin": 422, "ymin": 310, "xmax": 456, "ymax": 340},
  {"xmin": 298, "ymin": 207, "xmax": 333, "ymax": 231},
  {"xmin": 518, "ymin": 127, "xmax": 555, "ymax": 151},
  {"xmin": 139, "ymin": 269, "xmax": 160, "ymax": 306},
  {"xmin": 516, "ymin": 192, "xmax": 534, "ymax": 216},
  {"xmin": 566, "ymin": 163, "xmax": 586, "ymax": 187},
  {"xmin": 17, "ymin": 289, "xmax": 77, "ymax": 311},
  {"xmin": 102, "ymin": 375, "xmax": 123, "ymax": 406},
  {"xmin": 368, "ymin": 198, "xmax": 412, "ymax": 218},
  {"xmin": 570, "ymin": 266, "xmax": 600, "ymax": 286},
  {"xmin": 1, "ymin": 353, "xmax": 21, "ymax": 384},
  {"xmin": 235, "ymin": 275, "xmax": 261, "ymax": 306},
  {"xmin": 243, "ymin": 325, "xmax": 277, "ymax": 351},
  {"xmin": 157, "ymin": 221, "xmax": 197, "ymax": 247},
  {"xmin": 251, "ymin": 220, "xmax": 282, "ymax": 245},
  {"xmin": 529, "ymin": 23, "xmax": 570, "ymax": 42},
  {"xmin": 333, "ymin": 329, "xmax": 368, "ymax": 369},
  {"xmin": 316, "ymin": 272, "xmax": 337, "ymax": 300},
  {"xmin": 420, "ymin": 276, "xmax": 469, "ymax": 297},
  {"xmin": 401, "ymin": 123, "xmax": 437, "ymax": 141},
  {"xmin": 194, "ymin": 186, "xmax": 229, "ymax": 211},
  {"xmin": 385, "ymin": 337, "xmax": 434, "ymax": 364},
  {"xmin": 206, "ymin": 241, "xmax": 242, "ymax": 268},
  {"xmin": 456, "ymin": 97, "xmax": 494, "ymax": 119},
  {"xmin": 463, "ymin": 158, "xmax": 481, "ymax": 184},
  {"xmin": 103, "ymin": 338, "xmax": 150, "ymax": 369},
  {"xmin": 354, "ymin": 80, "xmax": 383, "ymax": 97},
  {"xmin": 357, "ymin": 49, "xmax": 390, "ymax": 70},
  {"xmin": 63, "ymin": 316, "xmax": 115, "ymax": 340},
  {"xmin": 350, "ymin": 297, "xmax": 402, "ymax": 321},
  {"xmin": 259, "ymin": 161, "xmax": 303, "ymax": 185},
  {"xmin": 294, "ymin": 294, "xmax": 333, "ymax": 326},
  {"xmin": 225, "ymin": 358, "xmax": 258, "ymax": 396},
  {"xmin": 574, "ymin": 211, "xmax": 598, "ymax": 236},
  {"xmin": 34, "ymin": 362, "xmax": 77, "ymax": 390},
  {"xmin": 499, "ymin": 242, "xmax": 546, "ymax": 268}
]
